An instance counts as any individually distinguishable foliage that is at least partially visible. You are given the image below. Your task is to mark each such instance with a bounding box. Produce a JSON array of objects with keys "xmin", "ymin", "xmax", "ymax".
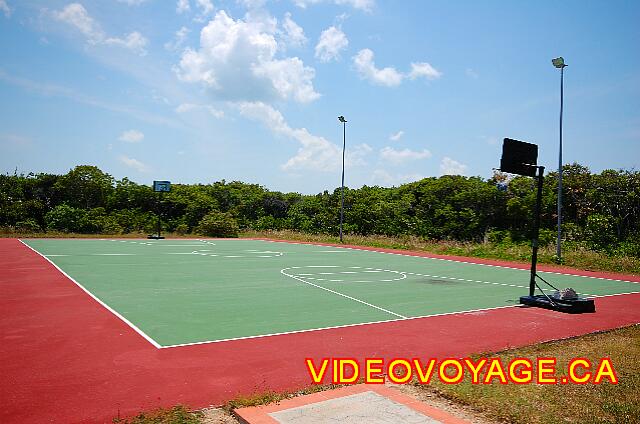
[
  {"xmin": 195, "ymin": 211, "xmax": 239, "ymax": 238},
  {"xmin": 2, "ymin": 164, "xmax": 639, "ymax": 258},
  {"xmin": 419, "ymin": 325, "xmax": 640, "ymax": 424},
  {"xmin": 112, "ymin": 405, "xmax": 202, "ymax": 424}
]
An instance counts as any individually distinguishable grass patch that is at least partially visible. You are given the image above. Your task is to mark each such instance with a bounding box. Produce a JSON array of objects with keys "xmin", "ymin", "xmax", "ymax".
[
  {"xmin": 224, "ymin": 383, "xmax": 343, "ymax": 411},
  {"xmin": 242, "ymin": 230, "xmax": 640, "ymax": 275},
  {"xmin": 112, "ymin": 405, "xmax": 202, "ymax": 424},
  {"xmin": 416, "ymin": 325, "xmax": 640, "ymax": 424}
]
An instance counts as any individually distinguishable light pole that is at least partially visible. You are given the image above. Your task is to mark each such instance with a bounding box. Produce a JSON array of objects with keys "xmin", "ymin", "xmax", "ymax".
[
  {"xmin": 338, "ymin": 115, "xmax": 347, "ymax": 243},
  {"xmin": 552, "ymin": 57, "xmax": 567, "ymax": 262}
]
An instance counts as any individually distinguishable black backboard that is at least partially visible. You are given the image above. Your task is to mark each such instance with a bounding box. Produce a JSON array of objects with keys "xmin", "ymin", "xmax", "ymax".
[{"xmin": 500, "ymin": 138, "xmax": 538, "ymax": 177}]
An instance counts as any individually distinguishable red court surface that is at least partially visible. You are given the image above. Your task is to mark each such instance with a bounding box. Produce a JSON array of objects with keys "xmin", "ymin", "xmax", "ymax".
[{"xmin": 1, "ymin": 238, "xmax": 639, "ymax": 423}]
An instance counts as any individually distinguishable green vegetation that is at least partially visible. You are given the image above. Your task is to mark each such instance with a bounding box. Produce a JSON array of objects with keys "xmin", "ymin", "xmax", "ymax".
[
  {"xmin": 195, "ymin": 211, "xmax": 239, "ymax": 237},
  {"xmin": 419, "ymin": 325, "xmax": 640, "ymax": 424},
  {"xmin": 244, "ymin": 230, "xmax": 640, "ymax": 275},
  {"xmin": 2, "ymin": 164, "xmax": 638, "ymax": 264},
  {"xmin": 112, "ymin": 405, "xmax": 202, "ymax": 424},
  {"xmin": 224, "ymin": 383, "xmax": 342, "ymax": 411}
]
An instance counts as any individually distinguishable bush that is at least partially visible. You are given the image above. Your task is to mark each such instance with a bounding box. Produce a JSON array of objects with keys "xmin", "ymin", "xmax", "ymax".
[
  {"xmin": 45, "ymin": 204, "xmax": 86, "ymax": 232},
  {"xmin": 195, "ymin": 211, "xmax": 239, "ymax": 237},
  {"xmin": 15, "ymin": 219, "xmax": 41, "ymax": 233},
  {"xmin": 174, "ymin": 223, "xmax": 189, "ymax": 235},
  {"xmin": 584, "ymin": 214, "xmax": 617, "ymax": 251},
  {"xmin": 101, "ymin": 216, "xmax": 123, "ymax": 234}
]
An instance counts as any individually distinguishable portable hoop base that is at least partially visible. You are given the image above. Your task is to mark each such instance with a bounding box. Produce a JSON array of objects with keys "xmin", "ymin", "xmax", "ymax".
[{"xmin": 520, "ymin": 295, "xmax": 595, "ymax": 314}]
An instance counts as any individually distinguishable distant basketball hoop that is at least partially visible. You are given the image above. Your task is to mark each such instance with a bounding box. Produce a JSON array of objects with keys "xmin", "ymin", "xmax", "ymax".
[{"xmin": 149, "ymin": 181, "xmax": 171, "ymax": 239}]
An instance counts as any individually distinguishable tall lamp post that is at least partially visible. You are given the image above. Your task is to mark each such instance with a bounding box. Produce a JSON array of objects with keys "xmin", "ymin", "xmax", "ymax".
[
  {"xmin": 552, "ymin": 57, "xmax": 567, "ymax": 262},
  {"xmin": 338, "ymin": 115, "xmax": 347, "ymax": 243}
]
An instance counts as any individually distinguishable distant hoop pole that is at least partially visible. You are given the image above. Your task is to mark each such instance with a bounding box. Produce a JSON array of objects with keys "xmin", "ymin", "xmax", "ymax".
[{"xmin": 338, "ymin": 116, "xmax": 347, "ymax": 243}]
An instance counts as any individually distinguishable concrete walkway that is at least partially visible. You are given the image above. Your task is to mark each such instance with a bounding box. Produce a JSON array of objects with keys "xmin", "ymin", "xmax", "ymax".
[{"xmin": 234, "ymin": 385, "xmax": 471, "ymax": 424}]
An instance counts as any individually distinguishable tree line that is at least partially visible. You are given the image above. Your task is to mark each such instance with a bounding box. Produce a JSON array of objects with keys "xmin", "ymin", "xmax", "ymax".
[{"xmin": 1, "ymin": 164, "xmax": 638, "ymax": 257}]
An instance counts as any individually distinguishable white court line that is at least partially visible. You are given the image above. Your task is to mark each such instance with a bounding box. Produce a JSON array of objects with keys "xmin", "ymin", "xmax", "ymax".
[
  {"xmin": 262, "ymin": 240, "xmax": 640, "ymax": 285},
  {"xmin": 19, "ymin": 240, "xmax": 162, "ymax": 349},
  {"xmin": 281, "ymin": 267, "xmax": 407, "ymax": 319},
  {"xmin": 45, "ymin": 254, "xmax": 68, "ymax": 257},
  {"xmin": 160, "ymin": 304, "xmax": 522, "ymax": 349},
  {"xmin": 91, "ymin": 253, "xmax": 136, "ymax": 256},
  {"xmin": 403, "ymin": 271, "xmax": 597, "ymax": 297}
]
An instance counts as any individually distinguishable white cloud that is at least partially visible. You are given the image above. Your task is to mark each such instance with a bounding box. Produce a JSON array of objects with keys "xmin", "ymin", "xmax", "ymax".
[
  {"xmin": 105, "ymin": 32, "xmax": 148, "ymax": 55},
  {"xmin": 352, "ymin": 48, "xmax": 442, "ymax": 87},
  {"xmin": 440, "ymin": 157, "xmax": 468, "ymax": 175},
  {"xmin": 408, "ymin": 62, "xmax": 442, "ymax": 80},
  {"xmin": 165, "ymin": 26, "xmax": 190, "ymax": 51},
  {"xmin": 119, "ymin": 155, "xmax": 150, "ymax": 172},
  {"xmin": 116, "ymin": 0, "xmax": 148, "ymax": 5},
  {"xmin": 175, "ymin": 10, "xmax": 320, "ymax": 103},
  {"xmin": 238, "ymin": 0, "xmax": 268, "ymax": 8},
  {"xmin": 176, "ymin": 0, "xmax": 190, "ymax": 14},
  {"xmin": 175, "ymin": 103, "xmax": 224, "ymax": 118},
  {"xmin": 51, "ymin": 3, "xmax": 147, "ymax": 55},
  {"xmin": 372, "ymin": 169, "xmax": 424, "ymax": 186},
  {"xmin": 1, "ymin": 0, "xmax": 12, "ymax": 18},
  {"xmin": 380, "ymin": 146, "xmax": 431, "ymax": 164},
  {"xmin": 206, "ymin": 106, "xmax": 225, "ymax": 118},
  {"xmin": 118, "ymin": 129, "xmax": 144, "ymax": 143},
  {"xmin": 0, "ymin": 70, "xmax": 179, "ymax": 128},
  {"xmin": 176, "ymin": 103, "xmax": 197, "ymax": 113},
  {"xmin": 194, "ymin": 0, "xmax": 214, "ymax": 21},
  {"xmin": 315, "ymin": 26, "xmax": 348, "ymax": 62},
  {"xmin": 352, "ymin": 49, "xmax": 403, "ymax": 87},
  {"xmin": 389, "ymin": 130, "xmax": 404, "ymax": 141},
  {"xmin": 236, "ymin": 101, "xmax": 371, "ymax": 171},
  {"xmin": 52, "ymin": 3, "xmax": 103, "ymax": 43},
  {"xmin": 294, "ymin": 0, "xmax": 375, "ymax": 12},
  {"xmin": 281, "ymin": 12, "xmax": 307, "ymax": 48}
]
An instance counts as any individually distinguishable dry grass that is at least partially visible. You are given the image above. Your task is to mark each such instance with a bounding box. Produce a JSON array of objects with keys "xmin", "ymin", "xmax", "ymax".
[
  {"xmin": 418, "ymin": 325, "xmax": 640, "ymax": 424},
  {"xmin": 242, "ymin": 230, "xmax": 640, "ymax": 276}
]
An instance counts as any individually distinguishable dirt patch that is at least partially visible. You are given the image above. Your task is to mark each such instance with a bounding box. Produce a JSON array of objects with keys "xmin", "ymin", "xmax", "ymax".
[{"xmin": 200, "ymin": 407, "xmax": 240, "ymax": 424}]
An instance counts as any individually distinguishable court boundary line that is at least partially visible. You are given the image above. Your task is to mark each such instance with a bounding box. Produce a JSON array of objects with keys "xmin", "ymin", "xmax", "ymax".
[
  {"xmin": 261, "ymin": 239, "xmax": 640, "ymax": 285},
  {"xmin": 280, "ymin": 266, "xmax": 407, "ymax": 319},
  {"xmin": 18, "ymin": 239, "xmax": 640, "ymax": 350},
  {"xmin": 159, "ymin": 290, "xmax": 640, "ymax": 349},
  {"xmin": 159, "ymin": 304, "xmax": 520, "ymax": 349},
  {"xmin": 19, "ymin": 239, "xmax": 162, "ymax": 349}
]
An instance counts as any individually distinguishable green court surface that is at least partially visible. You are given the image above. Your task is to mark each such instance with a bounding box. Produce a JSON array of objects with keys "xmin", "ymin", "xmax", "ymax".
[{"xmin": 22, "ymin": 239, "xmax": 639, "ymax": 348}]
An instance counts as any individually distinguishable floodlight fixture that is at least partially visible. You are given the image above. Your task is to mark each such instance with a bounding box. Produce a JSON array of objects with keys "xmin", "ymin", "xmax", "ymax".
[
  {"xmin": 552, "ymin": 57, "xmax": 567, "ymax": 68},
  {"xmin": 338, "ymin": 116, "xmax": 347, "ymax": 123}
]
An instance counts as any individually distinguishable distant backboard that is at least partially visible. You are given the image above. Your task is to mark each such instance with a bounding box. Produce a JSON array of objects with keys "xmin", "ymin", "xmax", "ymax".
[
  {"xmin": 153, "ymin": 180, "xmax": 171, "ymax": 192},
  {"xmin": 500, "ymin": 138, "xmax": 538, "ymax": 177}
]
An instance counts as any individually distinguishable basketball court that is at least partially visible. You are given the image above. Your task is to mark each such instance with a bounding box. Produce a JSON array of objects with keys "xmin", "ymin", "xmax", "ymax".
[
  {"xmin": 1, "ymin": 237, "xmax": 639, "ymax": 423},
  {"xmin": 19, "ymin": 238, "xmax": 640, "ymax": 348}
]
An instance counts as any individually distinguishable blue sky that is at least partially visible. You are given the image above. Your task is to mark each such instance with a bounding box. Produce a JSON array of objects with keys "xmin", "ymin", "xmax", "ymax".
[{"xmin": 1, "ymin": 0, "xmax": 638, "ymax": 193}]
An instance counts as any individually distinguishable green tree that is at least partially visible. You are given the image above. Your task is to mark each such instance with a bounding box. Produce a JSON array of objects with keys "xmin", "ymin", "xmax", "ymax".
[{"xmin": 195, "ymin": 211, "xmax": 239, "ymax": 237}]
